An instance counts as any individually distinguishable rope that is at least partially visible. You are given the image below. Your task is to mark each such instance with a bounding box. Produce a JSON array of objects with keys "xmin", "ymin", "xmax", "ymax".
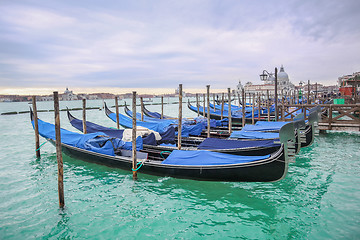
[
  {"xmin": 160, "ymin": 151, "xmax": 172, "ymax": 159},
  {"xmin": 36, "ymin": 141, "xmax": 47, "ymax": 151},
  {"xmin": 132, "ymin": 161, "xmax": 144, "ymax": 172}
]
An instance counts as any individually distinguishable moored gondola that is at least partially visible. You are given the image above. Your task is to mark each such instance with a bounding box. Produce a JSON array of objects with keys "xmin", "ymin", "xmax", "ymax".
[{"xmin": 31, "ymin": 110, "xmax": 295, "ymax": 182}]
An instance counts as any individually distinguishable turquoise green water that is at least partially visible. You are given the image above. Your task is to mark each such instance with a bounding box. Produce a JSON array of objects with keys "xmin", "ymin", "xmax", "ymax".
[{"xmin": 0, "ymin": 99, "xmax": 359, "ymax": 239}]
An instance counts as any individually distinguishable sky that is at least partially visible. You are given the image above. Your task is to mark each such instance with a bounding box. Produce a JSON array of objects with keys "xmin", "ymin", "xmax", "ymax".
[{"xmin": 0, "ymin": 0, "xmax": 360, "ymax": 95}]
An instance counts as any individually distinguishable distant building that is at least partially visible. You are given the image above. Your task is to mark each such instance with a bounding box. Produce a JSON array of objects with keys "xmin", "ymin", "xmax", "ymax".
[
  {"xmin": 243, "ymin": 65, "xmax": 295, "ymax": 95},
  {"xmin": 61, "ymin": 88, "xmax": 78, "ymax": 101}
]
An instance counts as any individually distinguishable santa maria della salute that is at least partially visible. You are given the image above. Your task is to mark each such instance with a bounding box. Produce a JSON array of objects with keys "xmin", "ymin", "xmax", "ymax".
[{"xmin": 239, "ymin": 65, "xmax": 295, "ymax": 95}]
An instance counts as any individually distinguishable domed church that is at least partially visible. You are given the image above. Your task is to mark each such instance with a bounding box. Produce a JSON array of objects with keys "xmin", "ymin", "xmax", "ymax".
[{"xmin": 277, "ymin": 65, "xmax": 295, "ymax": 92}]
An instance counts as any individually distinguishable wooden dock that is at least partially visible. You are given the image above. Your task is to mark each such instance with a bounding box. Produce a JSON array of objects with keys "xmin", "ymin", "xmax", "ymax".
[{"xmin": 279, "ymin": 104, "xmax": 360, "ymax": 132}]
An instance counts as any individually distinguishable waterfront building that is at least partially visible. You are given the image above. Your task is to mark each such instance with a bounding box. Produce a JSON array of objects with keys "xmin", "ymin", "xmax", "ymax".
[
  {"xmin": 61, "ymin": 87, "xmax": 78, "ymax": 101},
  {"xmin": 242, "ymin": 65, "xmax": 295, "ymax": 95}
]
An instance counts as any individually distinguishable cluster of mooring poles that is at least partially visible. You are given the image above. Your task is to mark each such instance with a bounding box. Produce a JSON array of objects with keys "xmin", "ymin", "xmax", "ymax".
[{"xmin": 31, "ymin": 79, "xmax": 360, "ymax": 208}]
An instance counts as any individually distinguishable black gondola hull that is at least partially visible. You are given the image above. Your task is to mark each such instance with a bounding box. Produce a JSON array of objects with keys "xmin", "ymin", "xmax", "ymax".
[{"xmin": 58, "ymin": 141, "xmax": 288, "ymax": 182}]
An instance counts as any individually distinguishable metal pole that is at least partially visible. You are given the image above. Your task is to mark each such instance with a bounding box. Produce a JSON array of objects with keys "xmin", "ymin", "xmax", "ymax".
[
  {"xmin": 32, "ymin": 96, "xmax": 40, "ymax": 158},
  {"xmin": 228, "ymin": 88, "xmax": 232, "ymax": 133},
  {"xmin": 82, "ymin": 99, "xmax": 87, "ymax": 134},
  {"xmin": 115, "ymin": 97, "xmax": 120, "ymax": 129},
  {"xmin": 132, "ymin": 91, "xmax": 137, "ymax": 180},
  {"xmin": 53, "ymin": 91, "xmax": 65, "ymax": 208},
  {"xmin": 178, "ymin": 84, "xmax": 183, "ymax": 150},
  {"xmin": 207, "ymin": 85, "xmax": 211, "ymax": 138}
]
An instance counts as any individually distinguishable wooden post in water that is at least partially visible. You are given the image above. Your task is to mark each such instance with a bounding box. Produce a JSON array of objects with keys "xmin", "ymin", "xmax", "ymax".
[
  {"xmin": 178, "ymin": 84, "xmax": 183, "ymax": 150},
  {"xmin": 115, "ymin": 97, "xmax": 120, "ymax": 129},
  {"xmin": 196, "ymin": 93, "xmax": 199, "ymax": 116},
  {"xmin": 161, "ymin": 96, "xmax": 164, "ymax": 119},
  {"xmin": 242, "ymin": 88, "xmax": 245, "ymax": 127},
  {"xmin": 140, "ymin": 97, "xmax": 144, "ymax": 121},
  {"xmin": 53, "ymin": 91, "xmax": 65, "ymax": 208},
  {"xmin": 213, "ymin": 93, "xmax": 216, "ymax": 111},
  {"xmin": 207, "ymin": 85, "xmax": 211, "ymax": 138},
  {"xmin": 258, "ymin": 93, "xmax": 261, "ymax": 121},
  {"xmin": 237, "ymin": 92, "xmax": 241, "ymax": 107},
  {"xmin": 221, "ymin": 93, "xmax": 224, "ymax": 120},
  {"xmin": 32, "ymin": 96, "xmax": 40, "ymax": 158},
  {"xmin": 266, "ymin": 90, "xmax": 270, "ymax": 121},
  {"xmin": 202, "ymin": 94, "xmax": 206, "ymax": 117},
  {"xmin": 82, "ymin": 99, "xmax": 87, "ymax": 134},
  {"xmin": 315, "ymin": 83, "xmax": 318, "ymax": 102},
  {"xmin": 275, "ymin": 67, "xmax": 279, "ymax": 121},
  {"xmin": 308, "ymin": 80, "xmax": 311, "ymax": 104},
  {"xmin": 132, "ymin": 91, "xmax": 137, "ymax": 180},
  {"xmin": 251, "ymin": 94, "xmax": 255, "ymax": 125},
  {"xmin": 228, "ymin": 88, "xmax": 232, "ymax": 133}
]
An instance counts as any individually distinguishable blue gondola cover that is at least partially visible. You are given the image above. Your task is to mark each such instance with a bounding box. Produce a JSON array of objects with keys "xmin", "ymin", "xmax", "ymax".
[{"xmin": 162, "ymin": 150, "xmax": 270, "ymax": 166}]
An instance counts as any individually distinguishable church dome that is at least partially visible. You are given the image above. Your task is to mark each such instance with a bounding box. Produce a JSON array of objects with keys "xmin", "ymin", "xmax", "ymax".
[{"xmin": 278, "ymin": 65, "xmax": 289, "ymax": 81}]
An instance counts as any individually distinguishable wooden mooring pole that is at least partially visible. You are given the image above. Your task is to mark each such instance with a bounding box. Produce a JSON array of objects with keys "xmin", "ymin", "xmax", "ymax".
[
  {"xmin": 32, "ymin": 96, "xmax": 40, "ymax": 158},
  {"xmin": 161, "ymin": 96, "xmax": 164, "ymax": 119},
  {"xmin": 275, "ymin": 67, "xmax": 279, "ymax": 121},
  {"xmin": 252, "ymin": 94, "xmax": 255, "ymax": 125},
  {"xmin": 221, "ymin": 93, "xmax": 224, "ymax": 120},
  {"xmin": 82, "ymin": 99, "xmax": 87, "ymax": 134},
  {"xmin": 196, "ymin": 93, "xmax": 199, "ymax": 116},
  {"xmin": 242, "ymin": 88, "xmax": 245, "ymax": 127},
  {"xmin": 140, "ymin": 97, "xmax": 144, "ymax": 121},
  {"xmin": 178, "ymin": 84, "xmax": 183, "ymax": 150},
  {"xmin": 207, "ymin": 85, "xmax": 211, "ymax": 138},
  {"xmin": 115, "ymin": 97, "xmax": 120, "ymax": 129},
  {"xmin": 228, "ymin": 88, "xmax": 232, "ymax": 134},
  {"xmin": 53, "ymin": 91, "xmax": 65, "ymax": 208},
  {"xmin": 202, "ymin": 94, "xmax": 206, "ymax": 117},
  {"xmin": 132, "ymin": 91, "xmax": 137, "ymax": 180}
]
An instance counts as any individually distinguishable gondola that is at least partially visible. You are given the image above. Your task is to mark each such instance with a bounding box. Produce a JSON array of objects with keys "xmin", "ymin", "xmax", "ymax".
[
  {"xmin": 142, "ymin": 104, "xmax": 174, "ymax": 119},
  {"xmin": 104, "ymin": 102, "xmax": 204, "ymax": 137},
  {"xmin": 188, "ymin": 100, "xmax": 243, "ymax": 124},
  {"xmin": 67, "ymin": 109, "xmax": 290, "ymax": 157},
  {"xmin": 31, "ymin": 110, "xmax": 294, "ymax": 182}
]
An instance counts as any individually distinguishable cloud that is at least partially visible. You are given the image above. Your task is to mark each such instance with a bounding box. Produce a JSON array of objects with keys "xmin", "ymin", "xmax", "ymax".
[{"xmin": 0, "ymin": 0, "xmax": 359, "ymax": 94}]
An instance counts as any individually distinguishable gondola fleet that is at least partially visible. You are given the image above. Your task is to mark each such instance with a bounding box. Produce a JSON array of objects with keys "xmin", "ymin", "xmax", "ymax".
[{"xmin": 30, "ymin": 98, "xmax": 321, "ymax": 182}]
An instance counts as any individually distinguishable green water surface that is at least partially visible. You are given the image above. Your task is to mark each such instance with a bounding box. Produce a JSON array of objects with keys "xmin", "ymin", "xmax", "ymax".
[{"xmin": 0, "ymin": 99, "xmax": 359, "ymax": 239}]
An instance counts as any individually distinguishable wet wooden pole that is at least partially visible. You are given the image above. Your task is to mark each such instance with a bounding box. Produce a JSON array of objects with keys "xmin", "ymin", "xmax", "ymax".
[
  {"xmin": 212, "ymin": 93, "xmax": 216, "ymax": 111},
  {"xmin": 237, "ymin": 92, "xmax": 241, "ymax": 107},
  {"xmin": 132, "ymin": 91, "xmax": 137, "ymax": 180},
  {"xmin": 308, "ymin": 80, "xmax": 311, "ymax": 104},
  {"xmin": 315, "ymin": 83, "xmax": 318, "ymax": 102},
  {"xmin": 140, "ymin": 97, "xmax": 144, "ymax": 121},
  {"xmin": 267, "ymin": 90, "xmax": 270, "ymax": 121},
  {"xmin": 53, "ymin": 91, "xmax": 65, "ymax": 208},
  {"xmin": 161, "ymin": 96, "xmax": 164, "ymax": 119},
  {"xmin": 228, "ymin": 88, "xmax": 232, "ymax": 134},
  {"xmin": 242, "ymin": 88, "xmax": 245, "ymax": 127},
  {"xmin": 178, "ymin": 84, "xmax": 183, "ymax": 150},
  {"xmin": 196, "ymin": 93, "xmax": 199, "ymax": 116},
  {"xmin": 32, "ymin": 96, "xmax": 40, "ymax": 158},
  {"xmin": 207, "ymin": 85, "xmax": 211, "ymax": 138},
  {"xmin": 258, "ymin": 93, "xmax": 261, "ymax": 121},
  {"xmin": 115, "ymin": 97, "xmax": 120, "ymax": 129},
  {"xmin": 221, "ymin": 93, "xmax": 224, "ymax": 120},
  {"xmin": 202, "ymin": 94, "xmax": 206, "ymax": 117},
  {"xmin": 251, "ymin": 94, "xmax": 255, "ymax": 125},
  {"xmin": 82, "ymin": 99, "xmax": 87, "ymax": 134},
  {"xmin": 275, "ymin": 67, "xmax": 279, "ymax": 121}
]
